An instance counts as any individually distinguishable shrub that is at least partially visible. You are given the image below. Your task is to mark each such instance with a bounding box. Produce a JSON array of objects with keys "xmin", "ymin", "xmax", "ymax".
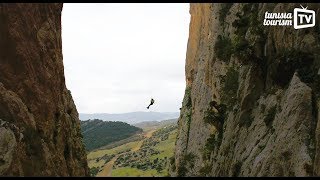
[
  {"xmin": 156, "ymin": 164, "xmax": 163, "ymax": 173},
  {"xmin": 232, "ymin": 36, "xmax": 254, "ymax": 61},
  {"xmin": 205, "ymin": 133, "xmax": 218, "ymax": 152},
  {"xmin": 186, "ymin": 109, "xmax": 192, "ymax": 147},
  {"xmin": 221, "ymin": 67, "xmax": 239, "ymax": 107},
  {"xmin": 215, "ymin": 4, "xmax": 264, "ymax": 64},
  {"xmin": 232, "ymin": 13, "xmax": 249, "ymax": 36},
  {"xmin": 214, "ymin": 35, "xmax": 233, "ymax": 62},
  {"xmin": 185, "ymin": 87, "xmax": 192, "ymax": 108},
  {"xmin": 89, "ymin": 167, "xmax": 99, "ymax": 177},
  {"xmin": 177, "ymin": 164, "xmax": 188, "ymax": 177},
  {"xmin": 232, "ymin": 3, "xmax": 260, "ymax": 36},
  {"xmin": 231, "ymin": 3, "xmax": 264, "ymax": 62},
  {"xmin": 182, "ymin": 86, "xmax": 193, "ymax": 146},
  {"xmin": 219, "ymin": 3, "xmax": 233, "ymax": 26},
  {"xmin": 184, "ymin": 86, "xmax": 193, "ymax": 147},
  {"xmin": 203, "ymin": 132, "xmax": 223, "ymax": 161},
  {"xmin": 202, "ymin": 149, "xmax": 210, "ymax": 161}
]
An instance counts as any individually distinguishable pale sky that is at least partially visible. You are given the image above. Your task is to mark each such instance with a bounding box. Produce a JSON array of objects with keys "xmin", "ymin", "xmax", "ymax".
[{"xmin": 61, "ymin": 3, "xmax": 190, "ymax": 113}]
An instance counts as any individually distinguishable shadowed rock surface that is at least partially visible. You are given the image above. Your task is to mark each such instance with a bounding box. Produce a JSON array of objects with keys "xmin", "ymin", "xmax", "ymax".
[
  {"xmin": 171, "ymin": 3, "xmax": 320, "ymax": 177},
  {"xmin": 0, "ymin": 3, "xmax": 89, "ymax": 176}
]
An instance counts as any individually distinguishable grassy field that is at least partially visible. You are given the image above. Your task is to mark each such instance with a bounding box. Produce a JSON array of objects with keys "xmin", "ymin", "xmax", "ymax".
[
  {"xmin": 88, "ymin": 141, "xmax": 138, "ymax": 162},
  {"xmin": 97, "ymin": 134, "xmax": 143, "ymax": 151},
  {"xmin": 149, "ymin": 130, "xmax": 176, "ymax": 161},
  {"xmin": 111, "ymin": 167, "xmax": 166, "ymax": 177},
  {"xmin": 87, "ymin": 124, "xmax": 177, "ymax": 177}
]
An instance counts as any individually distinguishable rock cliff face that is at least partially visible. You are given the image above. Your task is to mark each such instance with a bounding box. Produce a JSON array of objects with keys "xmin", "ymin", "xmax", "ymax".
[
  {"xmin": 0, "ymin": 3, "xmax": 89, "ymax": 176},
  {"xmin": 171, "ymin": 3, "xmax": 320, "ymax": 177}
]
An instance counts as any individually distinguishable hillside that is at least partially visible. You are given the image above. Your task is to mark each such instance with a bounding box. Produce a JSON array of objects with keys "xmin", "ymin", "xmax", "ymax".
[
  {"xmin": 133, "ymin": 119, "xmax": 178, "ymax": 130},
  {"xmin": 87, "ymin": 124, "xmax": 177, "ymax": 177},
  {"xmin": 79, "ymin": 112, "xmax": 179, "ymax": 124},
  {"xmin": 81, "ymin": 119, "xmax": 143, "ymax": 151}
]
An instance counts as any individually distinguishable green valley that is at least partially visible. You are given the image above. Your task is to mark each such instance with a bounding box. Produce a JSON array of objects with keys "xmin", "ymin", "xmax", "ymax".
[
  {"xmin": 86, "ymin": 120, "xmax": 177, "ymax": 177},
  {"xmin": 81, "ymin": 119, "xmax": 143, "ymax": 151}
]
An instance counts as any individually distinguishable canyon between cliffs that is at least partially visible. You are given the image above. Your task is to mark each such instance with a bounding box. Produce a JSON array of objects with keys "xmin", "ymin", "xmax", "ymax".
[{"xmin": 1, "ymin": 3, "xmax": 320, "ymax": 177}]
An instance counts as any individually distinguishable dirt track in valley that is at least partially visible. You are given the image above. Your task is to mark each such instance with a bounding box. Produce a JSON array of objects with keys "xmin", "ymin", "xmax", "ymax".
[{"xmin": 97, "ymin": 129, "xmax": 156, "ymax": 176}]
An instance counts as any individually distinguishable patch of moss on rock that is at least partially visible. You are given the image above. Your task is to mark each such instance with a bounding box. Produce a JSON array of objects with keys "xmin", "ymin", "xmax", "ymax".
[
  {"xmin": 221, "ymin": 67, "xmax": 239, "ymax": 108},
  {"xmin": 214, "ymin": 35, "xmax": 233, "ymax": 62},
  {"xmin": 219, "ymin": 3, "xmax": 233, "ymax": 27}
]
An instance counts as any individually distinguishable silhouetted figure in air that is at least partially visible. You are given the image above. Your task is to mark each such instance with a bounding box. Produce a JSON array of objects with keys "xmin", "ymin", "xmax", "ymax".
[{"xmin": 147, "ymin": 98, "xmax": 155, "ymax": 109}]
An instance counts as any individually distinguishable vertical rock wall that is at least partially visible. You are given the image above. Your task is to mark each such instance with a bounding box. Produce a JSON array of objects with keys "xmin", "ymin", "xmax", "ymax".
[
  {"xmin": 0, "ymin": 3, "xmax": 89, "ymax": 176},
  {"xmin": 172, "ymin": 3, "xmax": 320, "ymax": 177}
]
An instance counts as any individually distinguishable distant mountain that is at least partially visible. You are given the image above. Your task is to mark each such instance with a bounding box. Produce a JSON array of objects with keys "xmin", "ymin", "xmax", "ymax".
[
  {"xmin": 79, "ymin": 111, "xmax": 180, "ymax": 124},
  {"xmin": 133, "ymin": 118, "xmax": 178, "ymax": 129},
  {"xmin": 80, "ymin": 119, "xmax": 143, "ymax": 151}
]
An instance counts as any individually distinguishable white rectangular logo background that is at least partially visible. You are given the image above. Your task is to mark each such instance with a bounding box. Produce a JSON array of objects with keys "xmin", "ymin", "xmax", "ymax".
[{"xmin": 294, "ymin": 7, "xmax": 315, "ymax": 29}]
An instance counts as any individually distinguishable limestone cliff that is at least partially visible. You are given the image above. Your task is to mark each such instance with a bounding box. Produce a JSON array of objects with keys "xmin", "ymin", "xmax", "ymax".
[
  {"xmin": 171, "ymin": 3, "xmax": 320, "ymax": 176},
  {"xmin": 0, "ymin": 3, "xmax": 89, "ymax": 176}
]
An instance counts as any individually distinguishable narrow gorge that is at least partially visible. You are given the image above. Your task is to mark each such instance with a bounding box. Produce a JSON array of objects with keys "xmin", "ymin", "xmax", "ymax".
[{"xmin": 1, "ymin": 3, "xmax": 320, "ymax": 177}]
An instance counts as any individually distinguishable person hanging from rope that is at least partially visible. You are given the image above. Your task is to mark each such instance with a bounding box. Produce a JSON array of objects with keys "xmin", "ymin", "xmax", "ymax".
[{"xmin": 147, "ymin": 98, "xmax": 155, "ymax": 109}]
